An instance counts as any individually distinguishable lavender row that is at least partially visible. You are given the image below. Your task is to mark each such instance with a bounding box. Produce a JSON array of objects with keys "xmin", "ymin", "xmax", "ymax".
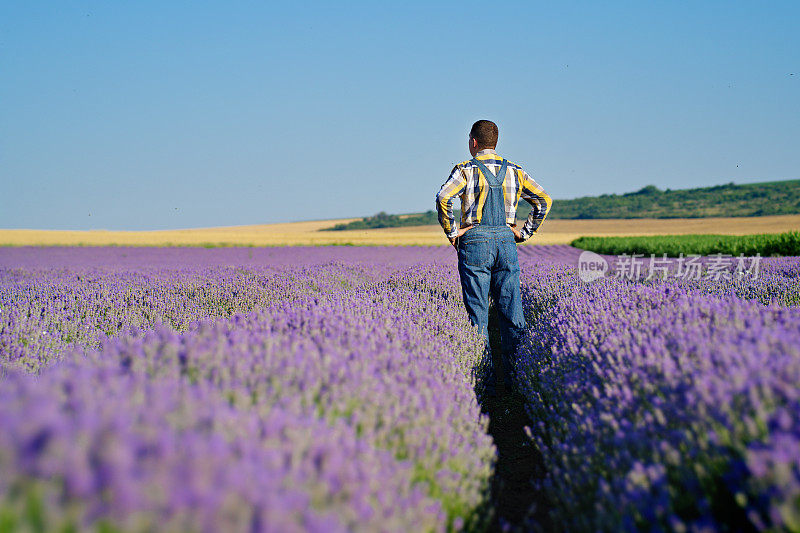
[
  {"xmin": 1, "ymin": 363, "xmax": 443, "ymax": 532},
  {"xmin": 71, "ymin": 267, "xmax": 495, "ymax": 521},
  {"xmin": 0, "ymin": 245, "xmax": 459, "ymax": 270},
  {"xmin": 0, "ymin": 244, "xmax": 586, "ymax": 372},
  {"xmin": 516, "ymin": 263, "xmax": 800, "ymax": 531},
  {"xmin": 0, "ymin": 263, "xmax": 384, "ymax": 371},
  {"xmin": 1, "ymin": 260, "xmax": 495, "ymax": 531}
]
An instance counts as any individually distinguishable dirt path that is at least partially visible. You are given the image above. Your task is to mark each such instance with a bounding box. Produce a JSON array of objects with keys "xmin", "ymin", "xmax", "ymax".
[{"xmin": 483, "ymin": 305, "xmax": 550, "ymax": 532}]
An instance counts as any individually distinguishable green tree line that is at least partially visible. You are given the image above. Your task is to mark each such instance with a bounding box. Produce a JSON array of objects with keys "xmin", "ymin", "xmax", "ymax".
[{"xmin": 324, "ymin": 179, "xmax": 800, "ymax": 231}]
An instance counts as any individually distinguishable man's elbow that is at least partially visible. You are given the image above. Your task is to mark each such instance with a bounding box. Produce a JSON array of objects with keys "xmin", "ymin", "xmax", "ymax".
[
  {"xmin": 435, "ymin": 193, "xmax": 453, "ymax": 213},
  {"xmin": 541, "ymin": 194, "xmax": 553, "ymax": 217}
]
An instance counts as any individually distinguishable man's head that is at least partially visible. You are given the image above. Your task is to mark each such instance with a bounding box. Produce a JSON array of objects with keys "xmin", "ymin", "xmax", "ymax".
[{"xmin": 468, "ymin": 120, "xmax": 499, "ymax": 156}]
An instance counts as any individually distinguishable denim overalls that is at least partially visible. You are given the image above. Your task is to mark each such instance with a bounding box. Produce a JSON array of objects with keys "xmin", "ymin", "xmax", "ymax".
[{"xmin": 457, "ymin": 156, "xmax": 527, "ymax": 396}]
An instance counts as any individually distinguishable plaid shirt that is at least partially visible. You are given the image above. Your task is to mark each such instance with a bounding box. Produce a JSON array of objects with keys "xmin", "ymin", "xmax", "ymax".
[{"xmin": 435, "ymin": 148, "xmax": 552, "ymax": 240}]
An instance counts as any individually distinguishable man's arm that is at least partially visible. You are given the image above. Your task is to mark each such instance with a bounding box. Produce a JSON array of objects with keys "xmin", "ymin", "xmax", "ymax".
[
  {"xmin": 435, "ymin": 165, "xmax": 466, "ymax": 240},
  {"xmin": 518, "ymin": 169, "xmax": 552, "ymax": 241}
]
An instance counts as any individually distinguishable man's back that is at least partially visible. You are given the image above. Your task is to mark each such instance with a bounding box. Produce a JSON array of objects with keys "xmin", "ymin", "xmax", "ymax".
[{"xmin": 436, "ymin": 148, "xmax": 552, "ymax": 243}]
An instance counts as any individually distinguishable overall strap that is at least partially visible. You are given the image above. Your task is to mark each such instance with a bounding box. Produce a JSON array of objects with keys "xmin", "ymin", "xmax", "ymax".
[{"xmin": 472, "ymin": 157, "xmax": 508, "ymax": 187}]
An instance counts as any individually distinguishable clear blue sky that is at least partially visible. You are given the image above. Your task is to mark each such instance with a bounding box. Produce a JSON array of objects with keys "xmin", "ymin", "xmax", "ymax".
[{"xmin": 1, "ymin": 1, "xmax": 798, "ymax": 230}]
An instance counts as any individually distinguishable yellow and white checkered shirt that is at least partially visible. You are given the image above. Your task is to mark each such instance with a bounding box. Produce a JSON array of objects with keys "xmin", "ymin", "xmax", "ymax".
[{"xmin": 435, "ymin": 148, "xmax": 552, "ymax": 240}]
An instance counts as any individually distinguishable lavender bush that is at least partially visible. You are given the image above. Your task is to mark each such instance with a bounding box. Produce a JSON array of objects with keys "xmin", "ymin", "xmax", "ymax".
[
  {"xmin": 0, "ymin": 247, "xmax": 518, "ymax": 531},
  {"xmin": 4, "ymin": 245, "xmax": 798, "ymax": 531},
  {"xmin": 0, "ymin": 363, "xmax": 444, "ymax": 532},
  {"xmin": 517, "ymin": 260, "xmax": 800, "ymax": 531}
]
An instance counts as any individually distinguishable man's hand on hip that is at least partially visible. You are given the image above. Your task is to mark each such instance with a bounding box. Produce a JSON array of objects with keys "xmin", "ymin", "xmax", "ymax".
[
  {"xmin": 449, "ymin": 225, "xmax": 473, "ymax": 249},
  {"xmin": 509, "ymin": 225, "xmax": 525, "ymax": 243}
]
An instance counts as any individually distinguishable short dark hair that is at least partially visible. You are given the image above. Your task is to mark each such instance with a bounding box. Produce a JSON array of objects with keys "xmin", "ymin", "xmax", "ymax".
[{"xmin": 469, "ymin": 120, "xmax": 499, "ymax": 149}]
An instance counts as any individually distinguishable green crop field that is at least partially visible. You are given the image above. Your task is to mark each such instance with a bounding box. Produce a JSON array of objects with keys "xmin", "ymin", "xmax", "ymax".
[{"xmin": 572, "ymin": 231, "xmax": 800, "ymax": 257}]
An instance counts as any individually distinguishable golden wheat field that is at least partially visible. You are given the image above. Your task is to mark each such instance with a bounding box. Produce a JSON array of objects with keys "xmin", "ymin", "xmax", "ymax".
[{"xmin": 1, "ymin": 214, "xmax": 799, "ymax": 247}]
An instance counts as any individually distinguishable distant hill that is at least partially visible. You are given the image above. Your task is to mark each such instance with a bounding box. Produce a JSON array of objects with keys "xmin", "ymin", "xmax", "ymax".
[
  {"xmin": 321, "ymin": 211, "xmax": 439, "ymax": 231},
  {"xmin": 324, "ymin": 179, "xmax": 800, "ymax": 231},
  {"xmin": 517, "ymin": 178, "xmax": 800, "ymax": 220}
]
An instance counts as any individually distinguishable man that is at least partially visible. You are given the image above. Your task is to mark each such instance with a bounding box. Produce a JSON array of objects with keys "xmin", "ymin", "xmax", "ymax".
[{"xmin": 435, "ymin": 120, "xmax": 552, "ymax": 397}]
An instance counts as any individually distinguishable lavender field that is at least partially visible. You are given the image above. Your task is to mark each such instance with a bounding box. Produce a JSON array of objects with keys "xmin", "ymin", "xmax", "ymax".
[{"xmin": 1, "ymin": 245, "xmax": 799, "ymax": 532}]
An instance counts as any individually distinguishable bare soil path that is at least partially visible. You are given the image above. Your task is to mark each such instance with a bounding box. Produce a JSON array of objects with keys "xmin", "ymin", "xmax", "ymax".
[{"xmin": 483, "ymin": 305, "xmax": 550, "ymax": 532}]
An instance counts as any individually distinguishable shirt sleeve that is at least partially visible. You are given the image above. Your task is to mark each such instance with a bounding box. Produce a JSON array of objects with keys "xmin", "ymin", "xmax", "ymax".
[
  {"xmin": 435, "ymin": 165, "xmax": 466, "ymax": 239},
  {"xmin": 518, "ymin": 169, "xmax": 552, "ymax": 241}
]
